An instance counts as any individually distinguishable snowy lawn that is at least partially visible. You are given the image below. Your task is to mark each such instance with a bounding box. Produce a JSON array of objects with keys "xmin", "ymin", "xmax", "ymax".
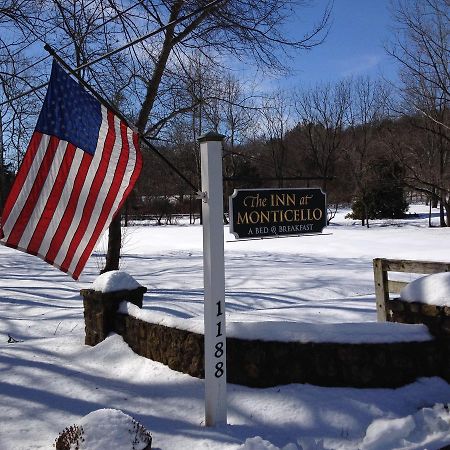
[{"xmin": 1, "ymin": 204, "xmax": 450, "ymax": 449}]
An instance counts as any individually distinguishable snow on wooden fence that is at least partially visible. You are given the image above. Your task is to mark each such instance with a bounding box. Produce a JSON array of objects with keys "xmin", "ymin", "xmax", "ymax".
[{"xmin": 373, "ymin": 258, "xmax": 450, "ymax": 330}]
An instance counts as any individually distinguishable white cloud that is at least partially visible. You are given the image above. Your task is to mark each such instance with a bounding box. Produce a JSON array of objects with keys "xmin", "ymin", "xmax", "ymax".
[{"xmin": 340, "ymin": 54, "xmax": 383, "ymax": 77}]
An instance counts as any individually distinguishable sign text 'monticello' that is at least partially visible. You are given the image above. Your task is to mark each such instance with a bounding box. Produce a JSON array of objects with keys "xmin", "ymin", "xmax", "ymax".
[{"xmin": 229, "ymin": 188, "xmax": 327, "ymax": 239}]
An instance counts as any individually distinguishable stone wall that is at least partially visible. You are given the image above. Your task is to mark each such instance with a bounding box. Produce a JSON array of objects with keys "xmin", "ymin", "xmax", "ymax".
[
  {"xmin": 386, "ymin": 298, "xmax": 450, "ymax": 337},
  {"xmin": 115, "ymin": 315, "xmax": 204, "ymax": 378},
  {"xmin": 82, "ymin": 288, "xmax": 449, "ymax": 388},
  {"xmin": 226, "ymin": 337, "xmax": 441, "ymax": 388},
  {"xmin": 385, "ymin": 298, "xmax": 450, "ymax": 381}
]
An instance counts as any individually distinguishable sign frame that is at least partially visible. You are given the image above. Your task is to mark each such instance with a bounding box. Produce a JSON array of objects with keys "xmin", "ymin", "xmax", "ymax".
[{"xmin": 229, "ymin": 187, "xmax": 327, "ymax": 240}]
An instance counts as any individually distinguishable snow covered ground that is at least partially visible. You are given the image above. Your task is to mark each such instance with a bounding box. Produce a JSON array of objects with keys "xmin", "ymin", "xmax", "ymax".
[{"xmin": 1, "ymin": 204, "xmax": 450, "ymax": 449}]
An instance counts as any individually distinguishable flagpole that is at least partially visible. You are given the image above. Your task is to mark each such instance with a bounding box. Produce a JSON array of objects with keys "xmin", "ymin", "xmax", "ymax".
[{"xmin": 44, "ymin": 45, "xmax": 198, "ymax": 193}]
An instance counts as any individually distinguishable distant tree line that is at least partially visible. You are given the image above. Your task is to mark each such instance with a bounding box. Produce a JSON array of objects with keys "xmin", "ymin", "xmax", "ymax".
[{"xmin": 136, "ymin": 67, "xmax": 448, "ymax": 228}]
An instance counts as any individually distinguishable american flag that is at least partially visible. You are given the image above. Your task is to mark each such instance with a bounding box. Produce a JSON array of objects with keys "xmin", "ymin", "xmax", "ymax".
[{"xmin": 0, "ymin": 62, "xmax": 142, "ymax": 280}]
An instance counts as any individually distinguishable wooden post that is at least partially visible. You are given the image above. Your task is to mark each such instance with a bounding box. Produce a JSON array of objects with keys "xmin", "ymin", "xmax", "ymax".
[{"xmin": 198, "ymin": 131, "xmax": 227, "ymax": 427}]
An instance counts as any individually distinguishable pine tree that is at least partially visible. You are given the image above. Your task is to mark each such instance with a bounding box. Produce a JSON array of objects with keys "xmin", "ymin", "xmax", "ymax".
[{"xmin": 348, "ymin": 158, "xmax": 409, "ymax": 223}]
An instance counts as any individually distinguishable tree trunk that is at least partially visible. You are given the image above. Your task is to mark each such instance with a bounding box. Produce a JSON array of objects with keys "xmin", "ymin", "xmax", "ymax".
[
  {"xmin": 101, "ymin": 214, "xmax": 122, "ymax": 273},
  {"xmin": 429, "ymin": 199, "xmax": 432, "ymax": 227},
  {"xmin": 363, "ymin": 201, "xmax": 370, "ymax": 229},
  {"xmin": 442, "ymin": 198, "xmax": 450, "ymax": 227},
  {"xmin": 432, "ymin": 188, "xmax": 438, "ymax": 208},
  {"xmin": 439, "ymin": 199, "xmax": 446, "ymax": 227},
  {"xmin": 124, "ymin": 199, "xmax": 129, "ymax": 227}
]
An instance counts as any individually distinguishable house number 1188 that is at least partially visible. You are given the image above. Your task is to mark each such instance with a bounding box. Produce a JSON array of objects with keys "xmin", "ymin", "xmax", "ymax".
[{"xmin": 215, "ymin": 301, "xmax": 225, "ymax": 378}]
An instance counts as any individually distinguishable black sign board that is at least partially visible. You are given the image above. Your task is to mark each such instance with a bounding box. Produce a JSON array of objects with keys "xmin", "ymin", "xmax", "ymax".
[{"xmin": 229, "ymin": 188, "xmax": 327, "ymax": 239}]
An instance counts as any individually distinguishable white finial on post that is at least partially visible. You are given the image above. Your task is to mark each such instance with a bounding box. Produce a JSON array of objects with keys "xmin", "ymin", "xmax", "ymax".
[{"xmin": 198, "ymin": 131, "xmax": 227, "ymax": 427}]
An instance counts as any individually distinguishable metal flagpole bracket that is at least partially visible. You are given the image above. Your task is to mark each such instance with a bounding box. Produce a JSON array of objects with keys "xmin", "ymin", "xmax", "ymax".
[{"xmin": 196, "ymin": 191, "xmax": 208, "ymax": 203}]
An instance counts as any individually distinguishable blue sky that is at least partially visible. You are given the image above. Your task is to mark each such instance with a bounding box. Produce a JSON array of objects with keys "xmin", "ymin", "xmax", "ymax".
[{"xmin": 278, "ymin": 0, "xmax": 399, "ymax": 88}]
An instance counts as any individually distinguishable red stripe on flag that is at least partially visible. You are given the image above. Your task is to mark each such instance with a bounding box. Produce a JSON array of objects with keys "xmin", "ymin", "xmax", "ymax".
[
  {"xmin": 44, "ymin": 151, "xmax": 92, "ymax": 263},
  {"xmin": 26, "ymin": 144, "xmax": 77, "ymax": 256},
  {"xmin": 112, "ymin": 132, "xmax": 143, "ymax": 214},
  {"xmin": 131, "ymin": 132, "xmax": 143, "ymax": 186},
  {"xmin": 5, "ymin": 135, "xmax": 59, "ymax": 246},
  {"xmin": 0, "ymin": 132, "xmax": 43, "ymax": 226},
  {"xmin": 60, "ymin": 110, "xmax": 117, "ymax": 272},
  {"xmin": 72, "ymin": 121, "xmax": 132, "ymax": 279},
  {"xmin": 112, "ymin": 132, "xmax": 142, "ymax": 213}
]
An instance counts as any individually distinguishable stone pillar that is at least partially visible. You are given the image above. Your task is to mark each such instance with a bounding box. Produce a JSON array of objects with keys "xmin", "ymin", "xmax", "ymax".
[{"xmin": 81, "ymin": 286, "xmax": 147, "ymax": 346}]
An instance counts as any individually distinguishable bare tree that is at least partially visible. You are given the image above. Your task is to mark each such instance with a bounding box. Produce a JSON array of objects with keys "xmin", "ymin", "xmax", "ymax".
[
  {"xmin": 343, "ymin": 76, "xmax": 391, "ymax": 227},
  {"xmin": 387, "ymin": 0, "xmax": 449, "ymax": 123},
  {"xmin": 387, "ymin": 0, "xmax": 449, "ymax": 225},
  {"xmin": 259, "ymin": 90, "xmax": 293, "ymax": 187},
  {"xmin": 221, "ymin": 75, "xmax": 258, "ymax": 185},
  {"xmin": 0, "ymin": 40, "xmax": 41, "ymax": 209},
  {"xmin": 386, "ymin": 113, "xmax": 450, "ymax": 225},
  {"xmin": 294, "ymin": 80, "xmax": 350, "ymax": 191}
]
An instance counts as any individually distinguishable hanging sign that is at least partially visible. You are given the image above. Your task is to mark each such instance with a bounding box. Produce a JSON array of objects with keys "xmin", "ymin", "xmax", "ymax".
[{"xmin": 229, "ymin": 188, "xmax": 327, "ymax": 239}]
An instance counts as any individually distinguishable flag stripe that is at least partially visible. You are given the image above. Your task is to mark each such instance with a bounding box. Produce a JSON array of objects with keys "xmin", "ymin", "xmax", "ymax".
[
  {"xmin": 72, "ymin": 121, "xmax": 142, "ymax": 278},
  {"xmin": 1, "ymin": 133, "xmax": 48, "ymax": 234},
  {"xmin": 36, "ymin": 147, "xmax": 84, "ymax": 258},
  {"xmin": 72, "ymin": 120, "xmax": 131, "ymax": 277},
  {"xmin": 5, "ymin": 136, "xmax": 59, "ymax": 246},
  {"xmin": 25, "ymin": 143, "xmax": 77, "ymax": 255},
  {"xmin": 1, "ymin": 133, "xmax": 45, "ymax": 227},
  {"xmin": 18, "ymin": 140, "xmax": 70, "ymax": 251},
  {"xmin": 115, "ymin": 130, "xmax": 142, "ymax": 214},
  {"xmin": 44, "ymin": 150, "xmax": 93, "ymax": 264}
]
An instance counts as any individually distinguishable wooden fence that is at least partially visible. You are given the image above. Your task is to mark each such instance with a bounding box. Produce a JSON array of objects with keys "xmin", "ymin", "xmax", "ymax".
[{"xmin": 373, "ymin": 258, "xmax": 450, "ymax": 321}]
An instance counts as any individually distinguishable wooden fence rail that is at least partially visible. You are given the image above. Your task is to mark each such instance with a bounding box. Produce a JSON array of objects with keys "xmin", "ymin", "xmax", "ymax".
[{"xmin": 373, "ymin": 258, "xmax": 450, "ymax": 321}]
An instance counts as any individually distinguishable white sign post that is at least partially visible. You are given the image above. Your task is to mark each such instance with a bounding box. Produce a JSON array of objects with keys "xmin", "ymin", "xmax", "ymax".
[{"xmin": 198, "ymin": 131, "xmax": 227, "ymax": 427}]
